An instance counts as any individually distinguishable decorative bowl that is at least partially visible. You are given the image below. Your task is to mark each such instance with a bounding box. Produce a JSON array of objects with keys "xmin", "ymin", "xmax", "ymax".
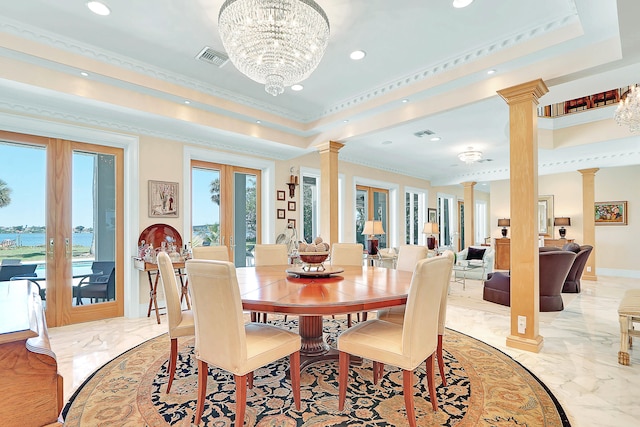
[{"xmin": 298, "ymin": 251, "xmax": 330, "ymax": 271}]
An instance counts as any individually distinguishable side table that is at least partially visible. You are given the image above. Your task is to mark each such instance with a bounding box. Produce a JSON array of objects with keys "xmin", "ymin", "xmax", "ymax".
[{"xmin": 133, "ymin": 258, "xmax": 189, "ymax": 324}]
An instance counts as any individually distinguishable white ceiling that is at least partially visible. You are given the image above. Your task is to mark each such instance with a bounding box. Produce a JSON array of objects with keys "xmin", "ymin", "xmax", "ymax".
[{"xmin": 1, "ymin": 0, "xmax": 639, "ymax": 186}]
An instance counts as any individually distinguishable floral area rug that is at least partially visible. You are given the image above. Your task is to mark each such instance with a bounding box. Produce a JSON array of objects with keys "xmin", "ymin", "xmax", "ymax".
[{"xmin": 62, "ymin": 317, "xmax": 570, "ymax": 426}]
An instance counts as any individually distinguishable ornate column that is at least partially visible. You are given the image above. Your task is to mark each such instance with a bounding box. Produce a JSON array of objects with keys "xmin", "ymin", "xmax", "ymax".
[
  {"xmin": 497, "ymin": 79, "xmax": 548, "ymax": 353},
  {"xmin": 579, "ymin": 168, "xmax": 598, "ymax": 281},
  {"xmin": 316, "ymin": 141, "xmax": 344, "ymax": 245},
  {"xmin": 462, "ymin": 181, "xmax": 476, "ymax": 248}
]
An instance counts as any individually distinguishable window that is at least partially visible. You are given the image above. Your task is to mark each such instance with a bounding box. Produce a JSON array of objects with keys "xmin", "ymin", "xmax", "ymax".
[
  {"xmin": 405, "ymin": 188, "xmax": 427, "ymax": 245},
  {"xmin": 356, "ymin": 185, "xmax": 389, "ymax": 249},
  {"xmin": 474, "ymin": 200, "xmax": 488, "ymax": 245},
  {"xmin": 301, "ymin": 172, "xmax": 320, "ymax": 243}
]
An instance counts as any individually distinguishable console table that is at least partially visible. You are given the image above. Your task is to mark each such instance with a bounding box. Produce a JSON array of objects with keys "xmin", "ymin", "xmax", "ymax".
[
  {"xmin": 133, "ymin": 258, "xmax": 188, "ymax": 324},
  {"xmin": 0, "ymin": 280, "xmax": 63, "ymax": 427}
]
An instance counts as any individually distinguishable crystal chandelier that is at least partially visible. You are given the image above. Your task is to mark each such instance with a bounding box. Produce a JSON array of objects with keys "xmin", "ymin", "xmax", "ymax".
[
  {"xmin": 614, "ymin": 85, "xmax": 640, "ymax": 133},
  {"xmin": 458, "ymin": 148, "xmax": 483, "ymax": 164},
  {"xmin": 218, "ymin": 0, "xmax": 330, "ymax": 97}
]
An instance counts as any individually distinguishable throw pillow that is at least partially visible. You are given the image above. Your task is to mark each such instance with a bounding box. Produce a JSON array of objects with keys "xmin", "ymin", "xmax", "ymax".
[
  {"xmin": 466, "ymin": 247, "xmax": 486, "ymax": 261},
  {"xmin": 562, "ymin": 242, "xmax": 581, "ymax": 253}
]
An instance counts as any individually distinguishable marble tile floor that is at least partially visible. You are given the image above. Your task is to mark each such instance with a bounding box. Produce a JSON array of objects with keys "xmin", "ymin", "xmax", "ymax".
[{"xmin": 48, "ymin": 275, "xmax": 640, "ymax": 427}]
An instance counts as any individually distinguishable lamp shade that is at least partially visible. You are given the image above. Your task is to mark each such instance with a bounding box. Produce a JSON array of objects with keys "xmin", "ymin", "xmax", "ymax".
[
  {"xmin": 497, "ymin": 218, "xmax": 510, "ymax": 227},
  {"xmin": 554, "ymin": 217, "xmax": 571, "ymax": 227},
  {"xmin": 422, "ymin": 222, "xmax": 439, "ymax": 234},
  {"xmin": 362, "ymin": 220, "xmax": 385, "ymax": 236}
]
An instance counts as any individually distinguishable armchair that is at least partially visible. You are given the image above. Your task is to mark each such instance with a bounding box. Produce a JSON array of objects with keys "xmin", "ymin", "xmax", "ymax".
[
  {"xmin": 74, "ymin": 261, "xmax": 116, "ymax": 304},
  {"xmin": 454, "ymin": 246, "xmax": 494, "ymax": 281},
  {"xmin": 562, "ymin": 245, "xmax": 593, "ymax": 293}
]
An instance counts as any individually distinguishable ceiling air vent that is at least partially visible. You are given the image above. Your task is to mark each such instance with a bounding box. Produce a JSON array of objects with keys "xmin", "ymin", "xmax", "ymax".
[
  {"xmin": 414, "ymin": 129, "xmax": 435, "ymax": 138},
  {"xmin": 196, "ymin": 47, "xmax": 229, "ymax": 67}
]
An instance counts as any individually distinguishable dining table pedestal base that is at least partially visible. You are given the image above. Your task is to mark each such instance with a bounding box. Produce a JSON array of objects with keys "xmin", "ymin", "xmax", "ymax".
[{"xmin": 297, "ymin": 315, "xmax": 361, "ymax": 370}]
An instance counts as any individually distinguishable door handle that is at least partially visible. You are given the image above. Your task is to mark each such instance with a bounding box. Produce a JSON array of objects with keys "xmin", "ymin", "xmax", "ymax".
[
  {"xmin": 221, "ymin": 236, "xmax": 225, "ymax": 246},
  {"xmin": 65, "ymin": 237, "xmax": 72, "ymax": 259},
  {"xmin": 47, "ymin": 238, "xmax": 55, "ymax": 259}
]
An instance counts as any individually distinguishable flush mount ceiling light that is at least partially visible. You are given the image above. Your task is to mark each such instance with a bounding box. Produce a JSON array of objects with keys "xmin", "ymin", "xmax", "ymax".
[
  {"xmin": 452, "ymin": 0, "xmax": 474, "ymax": 8},
  {"xmin": 86, "ymin": 1, "xmax": 111, "ymax": 16},
  {"xmin": 218, "ymin": 0, "xmax": 330, "ymax": 97},
  {"xmin": 290, "ymin": 84, "xmax": 304, "ymax": 91},
  {"xmin": 350, "ymin": 50, "xmax": 366, "ymax": 60},
  {"xmin": 614, "ymin": 85, "xmax": 640, "ymax": 132},
  {"xmin": 458, "ymin": 148, "xmax": 483, "ymax": 164}
]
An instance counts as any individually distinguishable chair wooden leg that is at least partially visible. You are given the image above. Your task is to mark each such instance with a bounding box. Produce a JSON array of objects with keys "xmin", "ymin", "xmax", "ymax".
[
  {"xmin": 373, "ymin": 361, "xmax": 382, "ymax": 385},
  {"xmin": 290, "ymin": 351, "xmax": 301, "ymax": 410},
  {"xmin": 194, "ymin": 360, "xmax": 208, "ymax": 426},
  {"xmin": 166, "ymin": 338, "xmax": 178, "ymax": 393},
  {"xmin": 250, "ymin": 311, "xmax": 257, "ymax": 322},
  {"xmin": 402, "ymin": 369, "xmax": 417, "ymax": 427},
  {"xmin": 347, "ymin": 314, "xmax": 352, "ymax": 328},
  {"xmin": 425, "ymin": 354, "xmax": 438, "ymax": 412},
  {"xmin": 437, "ymin": 334, "xmax": 446, "ymax": 386},
  {"xmin": 247, "ymin": 371, "xmax": 254, "ymax": 389},
  {"xmin": 234, "ymin": 374, "xmax": 248, "ymax": 426},
  {"xmin": 338, "ymin": 351, "xmax": 349, "ymax": 411}
]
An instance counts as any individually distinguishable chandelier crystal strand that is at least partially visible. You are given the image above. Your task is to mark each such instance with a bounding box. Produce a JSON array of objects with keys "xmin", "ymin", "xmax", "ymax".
[
  {"xmin": 614, "ymin": 85, "xmax": 640, "ymax": 133},
  {"xmin": 218, "ymin": 0, "xmax": 330, "ymax": 96}
]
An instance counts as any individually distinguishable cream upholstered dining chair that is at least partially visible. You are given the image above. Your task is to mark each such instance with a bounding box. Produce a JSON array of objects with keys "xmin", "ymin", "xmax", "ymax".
[
  {"xmin": 253, "ymin": 244, "xmax": 289, "ymax": 322},
  {"xmin": 330, "ymin": 243, "xmax": 364, "ymax": 326},
  {"xmin": 395, "ymin": 244, "xmax": 429, "ymax": 272},
  {"xmin": 330, "ymin": 243, "xmax": 364, "ymax": 267},
  {"xmin": 338, "ymin": 255, "xmax": 454, "ymax": 426},
  {"xmin": 191, "ymin": 245, "xmax": 229, "ymax": 261},
  {"xmin": 253, "ymin": 243, "xmax": 288, "ymax": 266},
  {"xmin": 377, "ymin": 250, "xmax": 455, "ymax": 386},
  {"xmin": 186, "ymin": 259, "xmax": 301, "ymax": 426},
  {"xmin": 156, "ymin": 252, "xmax": 195, "ymax": 394}
]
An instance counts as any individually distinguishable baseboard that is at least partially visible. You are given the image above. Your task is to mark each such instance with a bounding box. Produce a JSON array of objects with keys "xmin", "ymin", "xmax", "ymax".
[{"xmin": 597, "ymin": 268, "xmax": 640, "ymax": 279}]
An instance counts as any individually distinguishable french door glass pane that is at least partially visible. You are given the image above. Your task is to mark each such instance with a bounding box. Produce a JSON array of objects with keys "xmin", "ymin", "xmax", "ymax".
[
  {"xmin": 72, "ymin": 150, "xmax": 116, "ymax": 305},
  {"xmin": 234, "ymin": 172, "xmax": 257, "ymax": 267},
  {"xmin": 0, "ymin": 141, "xmax": 46, "ymax": 294},
  {"xmin": 192, "ymin": 167, "xmax": 221, "ymax": 247},
  {"xmin": 355, "ymin": 189, "xmax": 367, "ymax": 247},
  {"xmin": 373, "ymin": 190, "xmax": 387, "ymax": 249},
  {"xmin": 302, "ymin": 175, "xmax": 318, "ymax": 243}
]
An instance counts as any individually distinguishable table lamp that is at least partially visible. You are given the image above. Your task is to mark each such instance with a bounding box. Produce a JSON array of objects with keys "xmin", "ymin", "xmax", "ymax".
[
  {"xmin": 554, "ymin": 217, "xmax": 571, "ymax": 238},
  {"xmin": 362, "ymin": 220, "xmax": 385, "ymax": 255},
  {"xmin": 422, "ymin": 222, "xmax": 439, "ymax": 250},
  {"xmin": 497, "ymin": 218, "xmax": 510, "ymax": 238}
]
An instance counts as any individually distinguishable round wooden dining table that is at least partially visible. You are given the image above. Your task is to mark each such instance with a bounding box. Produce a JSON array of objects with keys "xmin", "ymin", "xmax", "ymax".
[{"xmin": 235, "ymin": 264, "xmax": 414, "ymax": 367}]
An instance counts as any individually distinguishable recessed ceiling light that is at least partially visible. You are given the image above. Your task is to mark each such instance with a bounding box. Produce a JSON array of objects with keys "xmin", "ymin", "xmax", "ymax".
[
  {"xmin": 291, "ymin": 84, "xmax": 304, "ymax": 91},
  {"xmin": 80, "ymin": 71, "xmax": 89, "ymax": 77},
  {"xmin": 256, "ymin": 120, "xmax": 261, "ymax": 124},
  {"xmin": 452, "ymin": 0, "xmax": 474, "ymax": 8},
  {"xmin": 87, "ymin": 1, "xmax": 111, "ymax": 16},
  {"xmin": 184, "ymin": 100, "xmax": 191, "ymax": 104},
  {"xmin": 381, "ymin": 140, "xmax": 393, "ymax": 145},
  {"xmin": 430, "ymin": 136, "xmax": 441, "ymax": 142},
  {"xmin": 350, "ymin": 50, "xmax": 366, "ymax": 60},
  {"xmin": 343, "ymin": 119, "xmax": 349, "ymax": 123},
  {"xmin": 401, "ymin": 99, "xmax": 409, "ymax": 103},
  {"xmin": 487, "ymin": 69, "xmax": 496, "ymax": 75}
]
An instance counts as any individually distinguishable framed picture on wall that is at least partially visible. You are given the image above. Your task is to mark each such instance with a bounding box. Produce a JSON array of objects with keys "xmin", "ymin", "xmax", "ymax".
[
  {"xmin": 288, "ymin": 219, "xmax": 296, "ymax": 229},
  {"xmin": 595, "ymin": 201, "xmax": 628, "ymax": 225},
  {"xmin": 277, "ymin": 209, "xmax": 286, "ymax": 219},
  {"xmin": 277, "ymin": 190, "xmax": 286, "ymax": 201},
  {"xmin": 148, "ymin": 180, "xmax": 179, "ymax": 217},
  {"xmin": 288, "ymin": 201, "xmax": 296, "ymax": 211},
  {"xmin": 428, "ymin": 208, "xmax": 437, "ymax": 224}
]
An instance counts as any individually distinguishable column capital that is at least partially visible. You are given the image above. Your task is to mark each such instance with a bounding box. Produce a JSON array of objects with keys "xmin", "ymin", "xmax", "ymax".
[
  {"xmin": 578, "ymin": 168, "xmax": 600, "ymax": 176},
  {"xmin": 461, "ymin": 181, "xmax": 477, "ymax": 188},
  {"xmin": 315, "ymin": 140, "xmax": 344, "ymax": 154},
  {"xmin": 497, "ymin": 79, "xmax": 549, "ymax": 105}
]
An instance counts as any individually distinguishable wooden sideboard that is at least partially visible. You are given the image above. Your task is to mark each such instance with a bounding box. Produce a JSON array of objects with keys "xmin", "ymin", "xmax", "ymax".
[
  {"xmin": 495, "ymin": 238, "xmax": 511, "ymax": 270},
  {"xmin": 494, "ymin": 238, "xmax": 576, "ymax": 271},
  {"xmin": 544, "ymin": 238, "xmax": 575, "ymax": 249},
  {"xmin": 0, "ymin": 280, "xmax": 63, "ymax": 427}
]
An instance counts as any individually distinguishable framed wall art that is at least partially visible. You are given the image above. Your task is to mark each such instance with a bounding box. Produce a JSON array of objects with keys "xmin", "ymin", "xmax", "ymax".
[
  {"xmin": 428, "ymin": 208, "xmax": 437, "ymax": 224},
  {"xmin": 288, "ymin": 201, "xmax": 296, "ymax": 211},
  {"xmin": 149, "ymin": 180, "xmax": 179, "ymax": 217},
  {"xmin": 595, "ymin": 201, "xmax": 627, "ymax": 225},
  {"xmin": 277, "ymin": 190, "xmax": 286, "ymax": 201},
  {"xmin": 277, "ymin": 209, "xmax": 286, "ymax": 219},
  {"xmin": 288, "ymin": 219, "xmax": 296, "ymax": 229}
]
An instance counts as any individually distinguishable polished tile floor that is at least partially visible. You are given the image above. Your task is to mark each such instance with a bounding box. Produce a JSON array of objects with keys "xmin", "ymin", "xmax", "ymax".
[{"xmin": 49, "ymin": 274, "xmax": 640, "ymax": 427}]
